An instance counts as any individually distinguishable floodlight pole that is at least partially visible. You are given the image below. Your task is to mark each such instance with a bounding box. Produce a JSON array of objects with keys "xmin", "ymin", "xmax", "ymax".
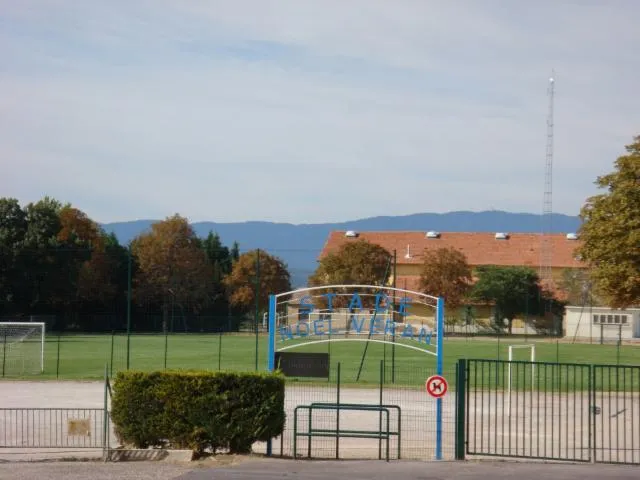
[{"xmin": 126, "ymin": 246, "xmax": 132, "ymax": 370}]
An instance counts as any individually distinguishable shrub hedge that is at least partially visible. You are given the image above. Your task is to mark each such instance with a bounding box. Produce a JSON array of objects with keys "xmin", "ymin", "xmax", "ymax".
[{"xmin": 110, "ymin": 370, "xmax": 285, "ymax": 455}]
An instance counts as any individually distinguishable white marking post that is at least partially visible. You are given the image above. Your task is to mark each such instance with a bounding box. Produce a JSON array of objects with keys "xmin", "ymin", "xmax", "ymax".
[{"xmin": 507, "ymin": 344, "xmax": 536, "ymax": 416}]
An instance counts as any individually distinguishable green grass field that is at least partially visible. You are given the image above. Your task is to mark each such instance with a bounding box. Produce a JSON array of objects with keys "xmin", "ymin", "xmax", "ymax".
[{"xmin": 1, "ymin": 333, "xmax": 638, "ymax": 386}]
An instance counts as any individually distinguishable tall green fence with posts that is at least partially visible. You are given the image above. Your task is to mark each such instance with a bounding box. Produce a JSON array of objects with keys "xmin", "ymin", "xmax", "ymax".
[{"xmin": 456, "ymin": 359, "xmax": 640, "ymax": 465}]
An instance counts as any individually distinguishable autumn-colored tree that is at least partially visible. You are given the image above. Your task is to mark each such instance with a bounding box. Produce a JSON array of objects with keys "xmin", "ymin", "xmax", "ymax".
[
  {"xmin": 76, "ymin": 233, "xmax": 129, "ymax": 307},
  {"xmin": 308, "ymin": 239, "xmax": 392, "ymax": 308},
  {"xmin": 418, "ymin": 247, "xmax": 473, "ymax": 310},
  {"xmin": 577, "ymin": 135, "xmax": 640, "ymax": 308},
  {"xmin": 223, "ymin": 249, "xmax": 291, "ymax": 315},
  {"xmin": 309, "ymin": 240, "xmax": 391, "ymax": 286},
  {"xmin": 131, "ymin": 214, "xmax": 214, "ymax": 331},
  {"xmin": 54, "ymin": 206, "xmax": 126, "ymax": 310},
  {"xmin": 57, "ymin": 206, "xmax": 103, "ymax": 248}
]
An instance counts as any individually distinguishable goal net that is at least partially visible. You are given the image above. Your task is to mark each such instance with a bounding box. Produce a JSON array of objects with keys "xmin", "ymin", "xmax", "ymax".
[
  {"xmin": 0, "ymin": 322, "xmax": 45, "ymax": 375},
  {"xmin": 506, "ymin": 344, "xmax": 536, "ymax": 416}
]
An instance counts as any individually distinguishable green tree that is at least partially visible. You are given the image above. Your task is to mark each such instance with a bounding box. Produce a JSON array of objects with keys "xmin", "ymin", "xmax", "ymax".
[
  {"xmin": 0, "ymin": 197, "xmax": 130, "ymax": 330},
  {"xmin": 471, "ymin": 266, "xmax": 544, "ymax": 334},
  {"xmin": 223, "ymin": 249, "xmax": 291, "ymax": 315},
  {"xmin": 230, "ymin": 241, "xmax": 240, "ymax": 263},
  {"xmin": 200, "ymin": 232, "xmax": 233, "ymax": 281},
  {"xmin": 22, "ymin": 196, "xmax": 64, "ymax": 248},
  {"xmin": 0, "ymin": 198, "xmax": 27, "ymax": 248},
  {"xmin": 17, "ymin": 197, "xmax": 65, "ymax": 314},
  {"xmin": 199, "ymin": 231, "xmax": 235, "ymax": 313},
  {"xmin": 0, "ymin": 198, "xmax": 28, "ymax": 313},
  {"xmin": 131, "ymin": 214, "xmax": 214, "ymax": 332},
  {"xmin": 577, "ymin": 135, "xmax": 640, "ymax": 308},
  {"xmin": 418, "ymin": 247, "xmax": 473, "ymax": 311}
]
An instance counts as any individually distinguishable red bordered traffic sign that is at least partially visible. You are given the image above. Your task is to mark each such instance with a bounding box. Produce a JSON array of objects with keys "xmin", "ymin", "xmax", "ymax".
[{"xmin": 425, "ymin": 375, "xmax": 448, "ymax": 398}]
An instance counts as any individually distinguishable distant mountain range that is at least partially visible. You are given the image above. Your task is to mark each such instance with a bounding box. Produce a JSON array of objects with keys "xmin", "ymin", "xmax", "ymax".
[{"xmin": 101, "ymin": 210, "xmax": 582, "ymax": 287}]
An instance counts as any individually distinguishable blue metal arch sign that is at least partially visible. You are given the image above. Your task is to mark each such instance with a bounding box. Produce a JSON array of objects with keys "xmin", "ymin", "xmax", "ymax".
[{"xmin": 265, "ymin": 284, "xmax": 445, "ymax": 460}]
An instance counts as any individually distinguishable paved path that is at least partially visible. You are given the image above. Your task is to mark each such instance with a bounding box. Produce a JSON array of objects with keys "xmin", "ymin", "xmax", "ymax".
[{"xmin": 1, "ymin": 459, "xmax": 640, "ymax": 480}]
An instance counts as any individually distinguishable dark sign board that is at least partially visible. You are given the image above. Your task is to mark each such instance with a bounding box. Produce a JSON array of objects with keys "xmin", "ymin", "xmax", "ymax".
[{"xmin": 274, "ymin": 352, "xmax": 330, "ymax": 378}]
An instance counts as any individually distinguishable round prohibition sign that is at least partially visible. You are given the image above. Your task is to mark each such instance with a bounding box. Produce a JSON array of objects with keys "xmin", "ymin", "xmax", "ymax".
[{"xmin": 425, "ymin": 375, "xmax": 448, "ymax": 398}]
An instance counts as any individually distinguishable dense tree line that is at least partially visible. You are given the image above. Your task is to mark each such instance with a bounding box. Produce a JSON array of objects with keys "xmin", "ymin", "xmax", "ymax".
[
  {"xmin": 0, "ymin": 196, "xmax": 573, "ymax": 336},
  {"xmin": 2, "ymin": 134, "xmax": 636, "ymax": 334},
  {"xmin": 0, "ymin": 197, "xmax": 290, "ymax": 332}
]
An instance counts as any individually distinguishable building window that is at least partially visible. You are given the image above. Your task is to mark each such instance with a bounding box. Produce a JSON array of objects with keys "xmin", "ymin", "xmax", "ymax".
[{"xmin": 592, "ymin": 314, "xmax": 628, "ymax": 325}]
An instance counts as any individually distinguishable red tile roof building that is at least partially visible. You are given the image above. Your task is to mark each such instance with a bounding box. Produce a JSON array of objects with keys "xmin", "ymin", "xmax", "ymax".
[{"xmin": 319, "ymin": 231, "xmax": 587, "ymax": 297}]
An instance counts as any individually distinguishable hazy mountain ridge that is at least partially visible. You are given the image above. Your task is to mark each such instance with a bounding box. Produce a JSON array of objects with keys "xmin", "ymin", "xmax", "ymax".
[{"xmin": 101, "ymin": 211, "xmax": 581, "ymax": 286}]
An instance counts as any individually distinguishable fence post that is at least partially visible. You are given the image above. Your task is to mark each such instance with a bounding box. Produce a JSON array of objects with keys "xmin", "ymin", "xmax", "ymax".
[
  {"xmin": 378, "ymin": 359, "xmax": 383, "ymax": 460},
  {"xmin": 455, "ymin": 359, "xmax": 467, "ymax": 460},
  {"xmin": 56, "ymin": 332, "xmax": 61, "ymax": 379},
  {"xmin": 1, "ymin": 333, "xmax": 6, "ymax": 377},
  {"xmin": 103, "ymin": 363, "xmax": 109, "ymax": 461},
  {"xmin": 164, "ymin": 331, "xmax": 169, "ymax": 370},
  {"xmin": 617, "ymin": 325, "xmax": 621, "ymax": 365},
  {"xmin": 336, "ymin": 362, "xmax": 341, "ymax": 460},
  {"xmin": 392, "ymin": 248, "xmax": 397, "ymax": 384},
  {"xmin": 254, "ymin": 249, "xmax": 260, "ymax": 371},
  {"xmin": 109, "ymin": 332, "xmax": 115, "ymax": 376},
  {"xmin": 126, "ymin": 247, "xmax": 132, "ymax": 369},
  {"xmin": 218, "ymin": 332, "xmax": 222, "ymax": 370},
  {"xmin": 589, "ymin": 364, "xmax": 595, "ymax": 463}
]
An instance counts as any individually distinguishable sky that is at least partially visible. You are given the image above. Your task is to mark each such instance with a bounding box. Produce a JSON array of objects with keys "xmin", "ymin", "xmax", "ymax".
[{"xmin": 1, "ymin": 1, "xmax": 639, "ymax": 225}]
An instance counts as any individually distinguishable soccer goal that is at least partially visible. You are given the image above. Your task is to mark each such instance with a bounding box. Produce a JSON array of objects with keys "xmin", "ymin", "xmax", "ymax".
[
  {"xmin": 506, "ymin": 344, "xmax": 536, "ymax": 416},
  {"xmin": 0, "ymin": 322, "xmax": 45, "ymax": 375}
]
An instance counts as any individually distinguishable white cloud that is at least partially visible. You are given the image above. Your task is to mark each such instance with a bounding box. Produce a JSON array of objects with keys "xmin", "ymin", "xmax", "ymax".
[{"xmin": 0, "ymin": 0, "xmax": 638, "ymax": 224}]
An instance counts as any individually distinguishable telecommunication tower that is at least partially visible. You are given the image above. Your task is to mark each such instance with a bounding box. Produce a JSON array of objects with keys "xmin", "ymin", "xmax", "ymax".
[{"xmin": 540, "ymin": 73, "xmax": 555, "ymax": 292}]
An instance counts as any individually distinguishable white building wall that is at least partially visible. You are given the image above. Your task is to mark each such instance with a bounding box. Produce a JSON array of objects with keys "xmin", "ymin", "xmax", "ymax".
[{"xmin": 564, "ymin": 305, "xmax": 640, "ymax": 341}]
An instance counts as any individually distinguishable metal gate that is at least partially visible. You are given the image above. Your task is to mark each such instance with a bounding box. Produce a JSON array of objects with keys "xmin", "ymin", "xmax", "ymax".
[
  {"xmin": 457, "ymin": 359, "xmax": 640, "ymax": 464},
  {"xmin": 0, "ymin": 367, "xmax": 114, "ymax": 454},
  {"xmin": 263, "ymin": 360, "xmax": 456, "ymax": 460},
  {"xmin": 592, "ymin": 365, "xmax": 640, "ymax": 464},
  {"xmin": 0, "ymin": 408, "xmax": 110, "ymax": 450}
]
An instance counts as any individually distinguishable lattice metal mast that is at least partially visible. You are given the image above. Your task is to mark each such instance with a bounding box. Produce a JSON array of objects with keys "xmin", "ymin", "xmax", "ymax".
[{"xmin": 540, "ymin": 72, "xmax": 555, "ymax": 288}]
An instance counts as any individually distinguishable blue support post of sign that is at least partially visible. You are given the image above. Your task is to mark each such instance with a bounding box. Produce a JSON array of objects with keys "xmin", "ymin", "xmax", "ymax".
[
  {"xmin": 268, "ymin": 294, "xmax": 276, "ymax": 372},
  {"xmin": 435, "ymin": 296, "xmax": 444, "ymax": 460},
  {"xmin": 266, "ymin": 294, "xmax": 277, "ymax": 457}
]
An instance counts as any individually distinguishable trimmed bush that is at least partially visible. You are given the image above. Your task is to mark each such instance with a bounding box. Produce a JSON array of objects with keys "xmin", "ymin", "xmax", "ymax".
[{"xmin": 110, "ymin": 370, "xmax": 285, "ymax": 455}]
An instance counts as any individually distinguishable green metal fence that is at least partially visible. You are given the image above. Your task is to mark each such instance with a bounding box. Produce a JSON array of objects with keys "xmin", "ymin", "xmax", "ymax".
[{"xmin": 457, "ymin": 359, "xmax": 640, "ymax": 464}]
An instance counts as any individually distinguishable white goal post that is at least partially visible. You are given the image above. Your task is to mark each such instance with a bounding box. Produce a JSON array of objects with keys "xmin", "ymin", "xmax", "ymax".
[
  {"xmin": 507, "ymin": 344, "xmax": 536, "ymax": 416},
  {"xmin": 0, "ymin": 322, "xmax": 45, "ymax": 375}
]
